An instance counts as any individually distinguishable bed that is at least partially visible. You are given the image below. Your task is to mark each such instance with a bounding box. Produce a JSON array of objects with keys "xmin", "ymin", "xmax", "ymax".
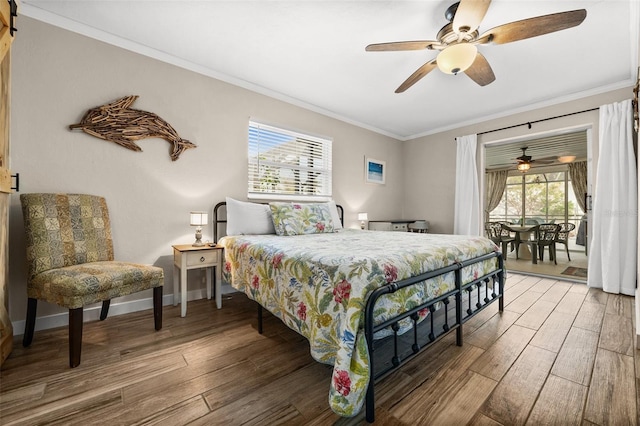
[{"xmin": 214, "ymin": 199, "xmax": 505, "ymax": 422}]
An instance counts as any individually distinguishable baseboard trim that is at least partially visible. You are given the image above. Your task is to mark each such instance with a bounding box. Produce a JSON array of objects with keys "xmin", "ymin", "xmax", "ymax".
[{"xmin": 12, "ymin": 284, "xmax": 237, "ymax": 336}]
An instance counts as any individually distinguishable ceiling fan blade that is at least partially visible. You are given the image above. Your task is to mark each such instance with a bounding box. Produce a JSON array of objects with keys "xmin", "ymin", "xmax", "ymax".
[
  {"xmin": 489, "ymin": 162, "xmax": 517, "ymax": 167},
  {"xmin": 395, "ymin": 59, "xmax": 438, "ymax": 93},
  {"xmin": 530, "ymin": 156, "xmax": 557, "ymax": 164},
  {"xmin": 533, "ymin": 155, "xmax": 558, "ymax": 163},
  {"xmin": 465, "ymin": 52, "xmax": 495, "ymax": 86},
  {"xmin": 478, "ymin": 9, "xmax": 586, "ymax": 45},
  {"xmin": 365, "ymin": 40, "xmax": 439, "ymax": 51},
  {"xmin": 453, "ymin": 0, "xmax": 491, "ymax": 34}
]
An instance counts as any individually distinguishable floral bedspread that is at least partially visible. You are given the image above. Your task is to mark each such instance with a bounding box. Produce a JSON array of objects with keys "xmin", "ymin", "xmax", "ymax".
[{"xmin": 219, "ymin": 229, "xmax": 499, "ymax": 417}]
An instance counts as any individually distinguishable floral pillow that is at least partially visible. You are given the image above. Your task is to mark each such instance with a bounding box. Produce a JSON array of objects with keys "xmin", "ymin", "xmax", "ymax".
[{"xmin": 269, "ymin": 202, "xmax": 335, "ymax": 236}]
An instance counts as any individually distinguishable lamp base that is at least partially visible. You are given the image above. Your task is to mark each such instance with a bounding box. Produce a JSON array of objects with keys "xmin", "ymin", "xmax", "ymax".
[{"xmin": 192, "ymin": 227, "xmax": 204, "ymax": 247}]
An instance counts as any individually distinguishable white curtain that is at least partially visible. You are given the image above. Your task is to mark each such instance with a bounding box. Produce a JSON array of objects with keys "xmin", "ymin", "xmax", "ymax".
[
  {"xmin": 454, "ymin": 134, "xmax": 481, "ymax": 235},
  {"xmin": 588, "ymin": 99, "xmax": 637, "ymax": 295}
]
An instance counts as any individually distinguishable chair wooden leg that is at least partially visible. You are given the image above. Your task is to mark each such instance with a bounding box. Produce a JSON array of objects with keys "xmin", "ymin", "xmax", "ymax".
[
  {"xmin": 153, "ymin": 286, "xmax": 163, "ymax": 331},
  {"xmin": 100, "ymin": 300, "xmax": 110, "ymax": 321},
  {"xmin": 69, "ymin": 307, "xmax": 83, "ymax": 368},
  {"xmin": 23, "ymin": 298, "xmax": 37, "ymax": 347},
  {"xmin": 566, "ymin": 244, "xmax": 571, "ymax": 261}
]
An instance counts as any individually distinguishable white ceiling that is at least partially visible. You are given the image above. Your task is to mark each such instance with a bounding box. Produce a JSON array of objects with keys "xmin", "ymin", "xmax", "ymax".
[{"xmin": 20, "ymin": 1, "xmax": 639, "ymax": 140}]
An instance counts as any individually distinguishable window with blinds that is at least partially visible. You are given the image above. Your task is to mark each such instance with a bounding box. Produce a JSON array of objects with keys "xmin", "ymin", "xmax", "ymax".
[{"xmin": 248, "ymin": 121, "xmax": 332, "ymax": 200}]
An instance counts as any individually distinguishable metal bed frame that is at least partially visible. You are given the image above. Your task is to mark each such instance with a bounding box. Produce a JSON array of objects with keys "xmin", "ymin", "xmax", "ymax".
[{"xmin": 213, "ymin": 202, "xmax": 505, "ymax": 423}]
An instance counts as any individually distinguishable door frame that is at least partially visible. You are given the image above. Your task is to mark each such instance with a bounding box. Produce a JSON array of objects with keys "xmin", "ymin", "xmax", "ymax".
[
  {"xmin": 479, "ymin": 124, "xmax": 594, "ymax": 255},
  {"xmin": 0, "ymin": 0, "xmax": 15, "ymax": 366}
]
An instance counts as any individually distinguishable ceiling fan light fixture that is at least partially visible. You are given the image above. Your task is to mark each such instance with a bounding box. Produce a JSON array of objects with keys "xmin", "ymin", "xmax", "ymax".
[
  {"xmin": 517, "ymin": 162, "xmax": 531, "ymax": 173},
  {"xmin": 558, "ymin": 155, "xmax": 576, "ymax": 163},
  {"xmin": 437, "ymin": 43, "xmax": 477, "ymax": 75}
]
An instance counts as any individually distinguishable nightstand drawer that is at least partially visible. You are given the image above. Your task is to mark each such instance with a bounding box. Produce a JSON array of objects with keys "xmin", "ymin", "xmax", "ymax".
[{"xmin": 186, "ymin": 250, "xmax": 219, "ymax": 267}]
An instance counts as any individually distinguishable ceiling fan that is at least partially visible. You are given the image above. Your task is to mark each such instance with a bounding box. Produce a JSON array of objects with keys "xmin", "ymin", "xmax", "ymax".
[
  {"xmin": 486, "ymin": 147, "xmax": 556, "ymax": 172},
  {"xmin": 507, "ymin": 147, "xmax": 555, "ymax": 172},
  {"xmin": 365, "ymin": 0, "xmax": 587, "ymax": 93}
]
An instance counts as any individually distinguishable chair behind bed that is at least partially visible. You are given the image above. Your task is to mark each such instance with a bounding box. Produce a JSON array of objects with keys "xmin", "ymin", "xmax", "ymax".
[{"xmin": 212, "ymin": 201, "xmax": 344, "ymax": 242}]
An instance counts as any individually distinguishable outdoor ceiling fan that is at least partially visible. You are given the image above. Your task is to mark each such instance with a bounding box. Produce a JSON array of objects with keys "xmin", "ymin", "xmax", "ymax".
[
  {"xmin": 506, "ymin": 147, "xmax": 555, "ymax": 172},
  {"xmin": 365, "ymin": 0, "xmax": 587, "ymax": 93},
  {"xmin": 515, "ymin": 147, "xmax": 553, "ymax": 172},
  {"xmin": 487, "ymin": 147, "xmax": 556, "ymax": 173}
]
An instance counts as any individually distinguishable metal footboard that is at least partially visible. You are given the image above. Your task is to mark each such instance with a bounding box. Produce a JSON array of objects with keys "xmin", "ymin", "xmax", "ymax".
[{"xmin": 363, "ymin": 251, "xmax": 505, "ymax": 423}]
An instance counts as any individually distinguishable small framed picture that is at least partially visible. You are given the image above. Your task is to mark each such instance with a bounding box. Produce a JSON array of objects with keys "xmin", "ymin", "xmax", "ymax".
[{"xmin": 365, "ymin": 157, "xmax": 386, "ymax": 184}]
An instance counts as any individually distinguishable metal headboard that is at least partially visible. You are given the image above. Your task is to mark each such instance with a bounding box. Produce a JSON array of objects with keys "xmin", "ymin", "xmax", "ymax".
[{"xmin": 212, "ymin": 201, "xmax": 344, "ymax": 242}]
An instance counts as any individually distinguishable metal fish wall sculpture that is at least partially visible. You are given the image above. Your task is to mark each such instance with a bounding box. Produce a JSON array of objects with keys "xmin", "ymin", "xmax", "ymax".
[{"xmin": 69, "ymin": 95, "xmax": 196, "ymax": 161}]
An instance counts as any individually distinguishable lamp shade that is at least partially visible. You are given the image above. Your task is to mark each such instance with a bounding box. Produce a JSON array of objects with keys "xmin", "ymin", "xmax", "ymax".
[
  {"xmin": 358, "ymin": 212, "xmax": 368, "ymax": 221},
  {"xmin": 437, "ymin": 43, "xmax": 477, "ymax": 75},
  {"xmin": 558, "ymin": 155, "xmax": 576, "ymax": 163},
  {"xmin": 190, "ymin": 211, "xmax": 208, "ymax": 226},
  {"xmin": 517, "ymin": 162, "xmax": 531, "ymax": 173}
]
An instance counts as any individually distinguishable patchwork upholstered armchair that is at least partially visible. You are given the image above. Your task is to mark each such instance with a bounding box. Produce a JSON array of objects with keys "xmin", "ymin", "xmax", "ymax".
[{"xmin": 20, "ymin": 193, "xmax": 164, "ymax": 367}]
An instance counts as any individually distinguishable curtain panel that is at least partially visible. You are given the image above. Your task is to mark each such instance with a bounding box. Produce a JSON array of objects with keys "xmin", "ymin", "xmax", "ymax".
[
  {"xmin": 568, "ymin": 161, "xmax": 588, "ymax": 213},
  {"xmin": 454, "ymin": 134, "xmax": 481, "ymax": 236},
  {"xmin": 587, "ymin": 99, "xmax": 637, "ymax": 295},
  {"xmin": 485, "ymin": 170, "xmax": 509, "ymax": 221}
]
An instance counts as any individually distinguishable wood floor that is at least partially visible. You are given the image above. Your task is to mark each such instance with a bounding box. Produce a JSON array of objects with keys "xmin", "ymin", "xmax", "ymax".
[{"xmin": 0, "ymin": 272, "xmax": 637, "ymax": 425}]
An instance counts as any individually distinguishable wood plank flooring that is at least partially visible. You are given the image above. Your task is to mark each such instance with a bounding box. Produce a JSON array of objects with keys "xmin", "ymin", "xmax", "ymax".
[{"xmin": 0, "ymin": 273, "xmax": 637, "ymax": 425}]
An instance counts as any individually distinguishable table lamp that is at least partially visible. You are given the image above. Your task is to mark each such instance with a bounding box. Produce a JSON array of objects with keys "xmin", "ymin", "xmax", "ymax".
[
  {"xmin": 190, "ymin": 211, "xmax": 208, "ymax": 247},
  {"xmin": 358, "ymin": 212, "xmax": 368, "ymax": 230}
]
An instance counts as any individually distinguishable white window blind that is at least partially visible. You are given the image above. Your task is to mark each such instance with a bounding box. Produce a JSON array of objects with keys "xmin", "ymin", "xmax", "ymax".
[{"xmin": 248, "ymin": 121, "xmax": 332, "ymax": 200}]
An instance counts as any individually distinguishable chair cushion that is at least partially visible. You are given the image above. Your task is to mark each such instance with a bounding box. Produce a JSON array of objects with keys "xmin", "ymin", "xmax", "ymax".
[{"xmin": 28, "ymin": 261, "xmax": 164, "ymax": 309}]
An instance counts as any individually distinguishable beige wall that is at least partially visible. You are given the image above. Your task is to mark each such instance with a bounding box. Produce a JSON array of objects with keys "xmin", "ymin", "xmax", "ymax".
[
  {"xmin": 402, "ymin": 87, "xmax": 633, "ymax": 234},
  {"xmin": 7, "ymin": 17, "xmax": 403, "ymax": 326}
]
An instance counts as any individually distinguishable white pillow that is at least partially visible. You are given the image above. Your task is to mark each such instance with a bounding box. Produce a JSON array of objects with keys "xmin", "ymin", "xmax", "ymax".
[
  {"xmin": 326, "ymin": 200, "xmax": 343, "ymax": 229},
  {"xmin": 225, "ymin": 197, "xmax": 276, "ymax": 236}
]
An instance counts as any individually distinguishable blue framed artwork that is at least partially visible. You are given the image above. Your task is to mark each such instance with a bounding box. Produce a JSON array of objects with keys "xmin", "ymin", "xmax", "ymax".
[{"xmin": 365, "ymin": 157, "xmax": 386, "ymax": 184}]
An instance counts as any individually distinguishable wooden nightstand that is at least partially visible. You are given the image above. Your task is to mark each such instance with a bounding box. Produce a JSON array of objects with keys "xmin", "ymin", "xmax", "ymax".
[{"xmin": 172, "ymin": 244, "xmax": 223, "ymax": 317}]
